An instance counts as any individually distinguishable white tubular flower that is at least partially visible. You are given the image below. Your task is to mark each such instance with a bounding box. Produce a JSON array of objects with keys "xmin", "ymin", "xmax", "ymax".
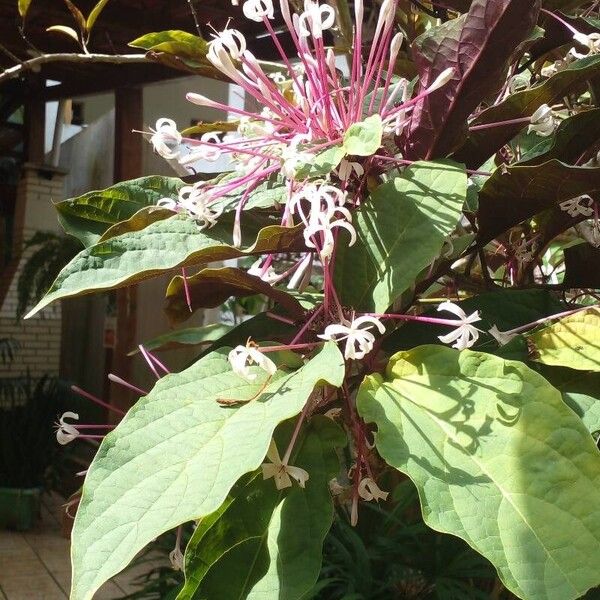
[
  {"xmin": 514, "ymin": 237, "xmax": 535, "ymax": 265},
  {"xmin": 297, "ymin": 0, "xmax": 335, "ymax": 39},
  {"xmin": 177, "ymin": 184, "xmax": 222, "ymax": 229},
  {"xmin": 287, "ymin": 252, "xmax": 313, "ymax": 291},
  {"xmin": 248, "ymin": 258, "xmax": 280, "ymax": 284},
  {"xmin": 437, "ymin": 301, "xmax": 481, "ymax": 351},
  {"xmin": 206, "ymin": 43, "xmax": 242, "ymax": 81},
  {"xmin": 303, "ymin": 207, "xmax": 356, "ymax": 261},
  {"xmin": 427, "ymin": 67, "xmax": 454, "ymax": 93},
  {"xmin": 156, "ymin": 198, "xmax": 178, "ymax": 211},
  {"xmin": 528, "ymin": 104, "xmax": 556, "ymax": 137},
  {"xmin": 358, "ymin": 478, "xmax": 389, "ymax": 502},
  {"xmin": 228, "ymin": 342, "xmax": 277, "ymax": 381},
  {"xmin": 243, "ymin": 0, "xmax": 274, "ymax": 21},
  {"xmin": 55, "ymin": 412, "xmax": 80, "ymax": 445},
  {"xmin": 261, "ymin": 440, "xmax": 309, "ymax": 489},
  {"xmin": 150, "ymin": 118, "xmax": 181, "ymax": 159},
  {"xmin": 208, "ymin": 28, "xmax": 247, "ymax": 62},
  {"xmin": 559, "ymin": 195, "xmax": 594, "ymax": 218},
  {"xmin": 318, "ymin": 316, "xmax": 385, "ymax": 360},
  {"xmin": 571, "ymin": 32, "xmax": 600, "ymax": 59},
  {"xmin": 179, "ymin": 133, "xmax": 223, "ymax": 165},
  {"xmin": 488, "ymin": 325, "xmax": 517, "ymax": 347}
]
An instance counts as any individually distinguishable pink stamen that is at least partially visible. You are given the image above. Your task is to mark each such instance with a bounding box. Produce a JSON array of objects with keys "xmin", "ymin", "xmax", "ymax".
[
  {"xmin": 138, "ymin": 344, "xmax": 161, "ymax": 379},
  {"xmin": 182, "ymin": 267, "xmax": 193, "ymax": 313},
  {"xmin": 108, "ymin": 373, "xmax": 149, "ymax": 396},
  {"xmin": 71, "ymin": 385, "xmax": 126, "ymax": 416}
]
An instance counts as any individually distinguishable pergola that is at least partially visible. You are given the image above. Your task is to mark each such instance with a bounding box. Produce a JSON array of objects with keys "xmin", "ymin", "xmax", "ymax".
[
  {"xmin": 0, "ymin": 0, "xmax": 294, "ymax": 165},
  {"xmin": 0, "ymin": 0, "xmax": 300, "ymax": 410}
]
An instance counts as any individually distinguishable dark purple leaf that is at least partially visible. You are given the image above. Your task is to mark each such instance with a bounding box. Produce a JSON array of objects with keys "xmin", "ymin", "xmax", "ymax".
[
  {"xmin": 404, "ymin": 0, "xmax": 541, "ymax": 160},
  {"xmin": 477, "ymin": 160, "xmax": 600, "ymax": 243},
  {"xmin": 454, "ymin": 54, "xmax": 600, "ymax": 168}
]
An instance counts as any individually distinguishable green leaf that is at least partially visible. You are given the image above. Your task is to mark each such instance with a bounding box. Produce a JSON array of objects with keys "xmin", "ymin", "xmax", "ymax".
[
  {"xmin": 25, "ymin": 215, "xmax": 305, "ymax": 319},
  {"xmin": 18, "ymin": 0, "xmax": 32, "ymax": 17},
  {"xmin": 86, "ymin": 0, "xmax": 110, "ymax": 32},
  {"xmin": 164, "ymin": 267, "xmax": 305, "ymax": 324},
  {"xmin": 56, "ymin": 176, "xmax": 184, "ymax": 247},
  {"xmin": 179, "ymin": 417, "xmax": 345, "ymax": 600},
  {"xmin": 209, "ymin": 173, "xmax": 288, "ymax": 213},
  {"xmin": 477, "ymin": 160, "xmax": 600, "ymax": 243},
  {"xmin": 70, "ymin": 342, "xmax": 345, "ymax": 600},
  {"xmin": 129, "ymin": 30, "xmax": 208, "ymax": 61},
  {"xmin": 357, "ymin": 345, "xmax": 600, "ymax": 600},
  {"xmin": 334, "ymin": 160, "xmax": 466, "ymax": 312},
  {"xmin": 454, "ymin": 54, "xmax": 600, "ymax": 168},
  {"xmin": 135, "ymin": 323, "xmax": 234, "ymax": 353},
  {"xmin": 46, "ymin": 25, "xmax": 80, "ymax": 43},
  {"xmin": 528, "ymin": 308, "xmax": 600, "ymax": 371},
  {"xmin": 295, "ymin": 146, "xmax": 346, "ymax": 180},
  {"xmin": 534, "ymin": 365, "xmax": 600, "ymax": 436},
  {"xmin": 98, "ymin": 206, "xmax": 174, "ymax": 242},
  {"xmin": 343, "ymin": 115, "xmax": 383, "ymax": 156}
]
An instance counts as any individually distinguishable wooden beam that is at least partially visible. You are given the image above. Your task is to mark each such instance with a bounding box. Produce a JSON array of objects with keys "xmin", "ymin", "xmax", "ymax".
[{"xmin": 109, "ymin": 86, "xmax": 143, "ymax": 415}]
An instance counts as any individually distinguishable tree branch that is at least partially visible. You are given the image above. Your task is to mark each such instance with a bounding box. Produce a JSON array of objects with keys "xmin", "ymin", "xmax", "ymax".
[{"xmin": 0, "ymin": 52, "xmax": 150, "ymax": 85}]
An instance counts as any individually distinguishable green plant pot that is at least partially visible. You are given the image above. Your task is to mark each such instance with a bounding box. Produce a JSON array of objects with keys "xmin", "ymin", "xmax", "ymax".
[{"xmin": 0, "ymin": 486, "xmax": 42, "ymax": 531}]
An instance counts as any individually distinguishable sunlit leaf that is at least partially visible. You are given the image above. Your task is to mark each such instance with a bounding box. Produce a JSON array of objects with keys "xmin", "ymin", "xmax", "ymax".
[
  {"xmin": 528, "ymin": 308, "xmax": 600, "ymax": 371},
  {"xmin": 25, "ymin": 215, "xmax": 305, "ymax": 319},
  {"xmin": 55, "ymin": 176, "xmax": 184, "ymax": 247},
  {"xmin": 70, "ymin": 342, "xmax": 345, "ymax": 600},
  {"xmin": 343, "ymin": 115, "xmax": 383, "ymax": 156},
  {"xmin": 335, "ymin": 160, "xmax": 466, "ymax": 312},
  {"xmin": 358, "ymin": 345, "xmax": 600, "ymax": 600}
]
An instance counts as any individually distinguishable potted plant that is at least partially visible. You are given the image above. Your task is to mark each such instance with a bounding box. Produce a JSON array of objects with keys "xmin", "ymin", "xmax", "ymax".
[{"xmin": 0, "ymin": 376, "xmax": 69, "ymax": 530}]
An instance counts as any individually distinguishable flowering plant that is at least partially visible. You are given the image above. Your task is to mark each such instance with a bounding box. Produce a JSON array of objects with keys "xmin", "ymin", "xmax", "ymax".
[{"xmin": 25, "ymin": 0, "xmax": 600, "ymax": 598}]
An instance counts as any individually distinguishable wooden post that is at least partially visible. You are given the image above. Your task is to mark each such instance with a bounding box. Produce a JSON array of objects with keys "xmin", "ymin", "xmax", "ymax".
[
  {"xmin": 108, "ymin": 87, "xmax": 143, "ymax": 415},
  {"xmin": 24, "ymin": 76, "xmax": 46, "ymax": 165}
]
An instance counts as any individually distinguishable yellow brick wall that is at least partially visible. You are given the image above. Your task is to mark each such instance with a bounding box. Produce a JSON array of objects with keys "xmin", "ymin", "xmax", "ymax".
[{"xmin": 0, "ymin": 165, "xmax": 65, "ymax": 379}]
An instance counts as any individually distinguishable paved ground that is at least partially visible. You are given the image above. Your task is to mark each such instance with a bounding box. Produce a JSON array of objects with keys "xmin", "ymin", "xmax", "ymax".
[{"xmin": 0, "ymin": 493, "xmax": 161, "ymax": 599}]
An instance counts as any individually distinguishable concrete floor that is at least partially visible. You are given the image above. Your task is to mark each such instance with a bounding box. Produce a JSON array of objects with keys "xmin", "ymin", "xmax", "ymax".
[{"xmin": 0, "ymin": 493, "xmax": 164, "ymax": 599}]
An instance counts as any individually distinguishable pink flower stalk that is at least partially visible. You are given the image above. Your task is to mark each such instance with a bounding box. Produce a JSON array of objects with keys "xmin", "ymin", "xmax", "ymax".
[{"xmin": 149, "ymin": 0, "xmax": 454, "ymax": 321}]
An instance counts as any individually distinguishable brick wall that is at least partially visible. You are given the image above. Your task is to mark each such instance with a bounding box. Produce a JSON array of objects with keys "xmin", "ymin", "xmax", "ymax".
[{"xmin": 0, "ymin": 164, "xmax": 66, "ymax": 379}]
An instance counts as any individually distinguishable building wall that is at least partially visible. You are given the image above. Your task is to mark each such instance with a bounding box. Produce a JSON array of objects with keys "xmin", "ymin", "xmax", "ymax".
[{"xmin": 0, "ymin": 165, "xmax": 65, "ymax": 380}]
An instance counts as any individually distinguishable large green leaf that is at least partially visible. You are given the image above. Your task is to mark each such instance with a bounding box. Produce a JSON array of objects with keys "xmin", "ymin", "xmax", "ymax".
[
  {"xmin": 334, "ymin": 160, "xmax": 466, "ymax": 312},
  {"xmin": 454, "ymin": 55, "xmax": 600, "ymax": 168},
  {"xmin": 564, "ymin": 243, "xmax": 600, "ymax": 289},
  {"xmin": 528, "ymin": 308, "xmax": 600, "ymax": 371},
  {"xmin": 178, "ymin": 417, "xmax": 345, "ymax": 600},
  {"xmin": 164, "ymin": 267, "xmax": 305, "ymax": 324},
  {"xmin": 70, "ymin": 342, "xmax": 344, "ymax": 600},
  {"xmin": 477, "ymin": 160, "xmax": 600, "ymax": 243},
  {"xmin": 56, "ymin": 176, "xmax": 184, "ymax": 247},
  {"xmin": 357, "ymin": 345, "xmax": 600, "ymax": 600},
  {"xmin": 25, "ymin": 215, "xmax": 305, "ymax": 318}
]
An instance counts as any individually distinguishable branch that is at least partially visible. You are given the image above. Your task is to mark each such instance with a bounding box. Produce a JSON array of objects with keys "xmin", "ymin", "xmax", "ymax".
[{"xmin": 0, "ymin": 52, "xmax": 150, "ymax": 85}]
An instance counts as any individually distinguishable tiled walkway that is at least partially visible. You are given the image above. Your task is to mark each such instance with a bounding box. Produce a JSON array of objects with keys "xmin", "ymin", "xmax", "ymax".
[{"xmin": 0, "ymin": 494, "xmax": 159, "ymax": 599}]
